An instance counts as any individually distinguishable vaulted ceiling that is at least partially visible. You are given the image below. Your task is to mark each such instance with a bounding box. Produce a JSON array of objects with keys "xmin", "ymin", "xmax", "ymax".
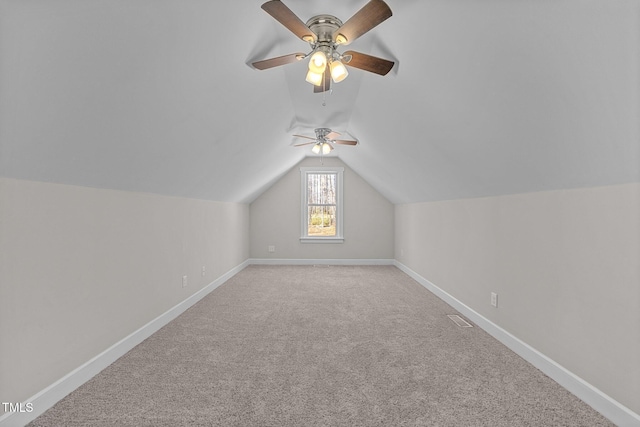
[{"xmin": 1, "ymin": 0, "xmax": 638, "ymax": 204}]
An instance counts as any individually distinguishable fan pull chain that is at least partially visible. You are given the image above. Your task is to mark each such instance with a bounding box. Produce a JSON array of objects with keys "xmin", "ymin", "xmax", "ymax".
[
  {"xmin": 320, "ymin": 71, "xmax": 332, "ymax": 107},
  {"xmin": 322, "ymin": 78, "xmax": 327, "ymax": 106},
  {"xmin": 321, "ymin": 87, "xmax": 332, "ymax": 107}
]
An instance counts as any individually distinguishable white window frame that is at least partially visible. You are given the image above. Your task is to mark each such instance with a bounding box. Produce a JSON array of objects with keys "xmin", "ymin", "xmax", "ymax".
[{"xmin": 300, "ymin": 166, "xmax": 344, "ymax": 243}]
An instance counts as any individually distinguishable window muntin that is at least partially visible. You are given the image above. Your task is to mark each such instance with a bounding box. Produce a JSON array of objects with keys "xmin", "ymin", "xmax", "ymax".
[{"xmin": 300, "ymin": 167, "xmax": 344, "ymax": 243}]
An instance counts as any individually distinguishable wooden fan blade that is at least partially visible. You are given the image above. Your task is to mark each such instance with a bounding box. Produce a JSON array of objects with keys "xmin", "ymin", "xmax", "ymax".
[
  {"xmin": 252, "ymin": 53, "xmax": 306, "ymax": 70},
  {"xmin": 343, "ymin": 50, "xmax": 394, "ymax": 75},
  {"xmin": 313, "ymin": 65, "xmax": 331, "ymax": 93},
  {"xmin": 334, "ymin": 139, "xmax": 358, "ymax": 146},
  {"xmin": 325, "ymin": 131, "xmax": 341, "ymax": 140},
  {"xmin": 333, "ymin": 0, "xmax": 392, "ymax": 45},
  {"xmin": 294, "ymin": 141, "xmax": 317, "ymax": 147},
  {"xmin": 261, "ymin": 1, "xmax": 316, "ymax": 42},
  {"xmin": 293, "ymin": 134, "xmax": 316, "ymax": 140}
]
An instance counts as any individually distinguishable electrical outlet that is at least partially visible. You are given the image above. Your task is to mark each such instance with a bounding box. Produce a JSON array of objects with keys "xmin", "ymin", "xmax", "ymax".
[
  {"xmin": 182, "ymin": 275, "xmax": 188, "ymax": 288},
  {"xmin": 201, "ymin": 266, "xmax": 206, "ymax": 276},
  {"xmin": 491, "ymin": 292, "xmax": 498, "ymax": 307},
  {"xmin": 268, "ymin": 245, "xmax": 275, "ymax": 253}
]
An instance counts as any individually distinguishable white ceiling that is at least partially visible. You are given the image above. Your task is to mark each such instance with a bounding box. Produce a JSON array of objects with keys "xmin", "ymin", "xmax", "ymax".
[{"xmin": 1, "ymin": 0, "xmax": 638, "ymax": 204}]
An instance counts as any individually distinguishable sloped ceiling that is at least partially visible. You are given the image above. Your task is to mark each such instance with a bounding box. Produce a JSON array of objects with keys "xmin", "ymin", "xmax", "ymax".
[{"xmin": 0, "ymin": 0, "xmax": 638, "ymax": 204}]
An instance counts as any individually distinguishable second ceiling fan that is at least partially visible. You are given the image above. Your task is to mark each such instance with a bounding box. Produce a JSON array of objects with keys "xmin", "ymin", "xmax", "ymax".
[
  {"xmin": 252, "ymin": 0, "xmax": 395, "ymax": 93},
  {"xmin": 294, "ymin": 128, "xmax": 358, "ymax": 154}
]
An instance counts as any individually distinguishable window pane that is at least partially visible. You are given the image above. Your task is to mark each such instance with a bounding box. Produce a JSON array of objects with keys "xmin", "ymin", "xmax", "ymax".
[
  {"xmin": 307, "ymin": 206, "xmax": 336, "ymax": 236},
  {"xmin": 307, "ymin": 173, "xmax": 336, "ymax": 205}
]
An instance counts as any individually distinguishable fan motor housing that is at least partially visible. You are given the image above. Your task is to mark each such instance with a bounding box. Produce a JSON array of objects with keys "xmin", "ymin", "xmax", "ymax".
[
  {"xmin": 315, "ymin": 127, "xmax": 332, "ymax": 140},
  {"xmin": 306, "ymin": 14, "xmax": 343, "ymax": 43}
]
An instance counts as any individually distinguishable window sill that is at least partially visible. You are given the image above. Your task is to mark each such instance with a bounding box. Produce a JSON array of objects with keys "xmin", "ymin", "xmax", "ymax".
[{"xmin": 300, "ymin": 237, "xmax": 344, "ymax": 244}]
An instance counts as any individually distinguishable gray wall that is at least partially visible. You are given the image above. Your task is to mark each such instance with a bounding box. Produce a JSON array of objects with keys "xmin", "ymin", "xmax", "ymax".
[
  {"xmin": 395, "ymin": 182, "xmax": 640, "ymax": 414},
  {"xmin": 250, "ymin": 157, "xmax": 394, "ymax": 260},
  {"xmin": 3, "ymin": 172, "xmax": 637, "ymax": 417},
  {"xmin": 0, "ymin": 177, "xmax": 250, "ymax": 406}
]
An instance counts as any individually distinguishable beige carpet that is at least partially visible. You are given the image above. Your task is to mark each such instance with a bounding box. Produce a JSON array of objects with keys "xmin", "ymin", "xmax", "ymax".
[{"xmin": 29, "ymin": 265, "xmax": 613, "ymax": 426}]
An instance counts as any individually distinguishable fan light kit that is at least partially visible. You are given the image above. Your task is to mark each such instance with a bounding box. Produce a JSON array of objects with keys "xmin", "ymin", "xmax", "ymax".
[
  {"xmin": 294, "ymin": 128, "xmax": 358, "ymax": 155},
  {"xmin": 252, "ymin": 0, "xmax": 395, "ymax": 93}
]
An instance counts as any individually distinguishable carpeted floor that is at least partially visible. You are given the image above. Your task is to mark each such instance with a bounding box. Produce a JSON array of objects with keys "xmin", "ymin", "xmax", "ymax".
[{"xmin": 29, "ymin": 265, "xmax": 613, "ymax": 426}]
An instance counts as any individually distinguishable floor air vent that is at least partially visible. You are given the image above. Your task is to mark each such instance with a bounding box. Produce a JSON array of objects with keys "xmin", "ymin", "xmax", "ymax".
[{"xmin": 447, "ymin": 314, "xmax": 473, "ymax": 328}]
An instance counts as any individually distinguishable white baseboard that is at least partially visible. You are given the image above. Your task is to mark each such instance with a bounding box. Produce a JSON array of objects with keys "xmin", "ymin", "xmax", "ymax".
[
  {"xmin": 0, "ymin": 259, "xmax": 250, "ymax": 427},
  {"xmin": 394, "ymin": 261, "xmax": 640, "ymax": 427},
  {"xmin": 4, "ymin": 259, "xmax": 637, "ymax": 427},
  {"xmin": 249, "ymin": 258, "xmax": 395, "ymax": 265}
]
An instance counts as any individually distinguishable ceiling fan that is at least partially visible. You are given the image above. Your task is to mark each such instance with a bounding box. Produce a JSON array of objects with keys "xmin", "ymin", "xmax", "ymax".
[
  {"xmin": 294, "ymin": 128, "xmax": 358, "ymax": 154},
  {"xmin": 252, "ymin": 0, "xmax": 395, "ymax": 93}
]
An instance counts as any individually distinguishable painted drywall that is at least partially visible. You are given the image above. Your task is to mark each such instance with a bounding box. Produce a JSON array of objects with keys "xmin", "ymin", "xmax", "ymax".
[
  {"xmin": 250, "ymin": 157, "xmax": 394, "ymax": 260},
  {"xmin": 395, "ymin": 182, "xmax": 640, "ymax": 414},
  {"xmin": 2, "ymin": 1, "xmax": 638, "ymax": 205},
  {"xmin": 0, "ymin": 177, "xmax": 250, "ymax": 408}
]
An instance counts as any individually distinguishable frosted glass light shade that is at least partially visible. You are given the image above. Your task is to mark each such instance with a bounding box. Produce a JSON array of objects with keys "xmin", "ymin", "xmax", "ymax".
[
  {"xmin": 306, "ymin": 70, "xmax": 323, "ymax": 86},
  {"xmin": 322, "ymin": 142, "xmax": 332, "ymax": 154},
  {"xmin": 330, "ymin": 60, "xmax": 348, "ymax": 83},
  {"xmin": 312, "ymin": 144, "xmax": 321, "ymax": 154},
  {"xmin": 308, "ymin": 51, "xmax": 327, "ymax": 74}
]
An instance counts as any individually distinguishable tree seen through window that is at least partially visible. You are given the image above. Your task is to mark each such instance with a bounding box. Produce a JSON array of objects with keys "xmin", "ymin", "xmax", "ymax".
[{"xmin": 307, "ymin": 173, "xmax": 337, "ymax": 237}]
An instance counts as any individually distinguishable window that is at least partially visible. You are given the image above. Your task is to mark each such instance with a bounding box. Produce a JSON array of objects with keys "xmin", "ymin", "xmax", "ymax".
[{"xmin": 300, "ymin": 167, "xmax": 344, "ymax": 243}]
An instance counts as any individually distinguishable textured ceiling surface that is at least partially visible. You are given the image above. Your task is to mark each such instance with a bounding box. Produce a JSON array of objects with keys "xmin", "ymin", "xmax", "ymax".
[{"xmin": 0, "ymin": 0, "xmax": 638, "ymax": 203}]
